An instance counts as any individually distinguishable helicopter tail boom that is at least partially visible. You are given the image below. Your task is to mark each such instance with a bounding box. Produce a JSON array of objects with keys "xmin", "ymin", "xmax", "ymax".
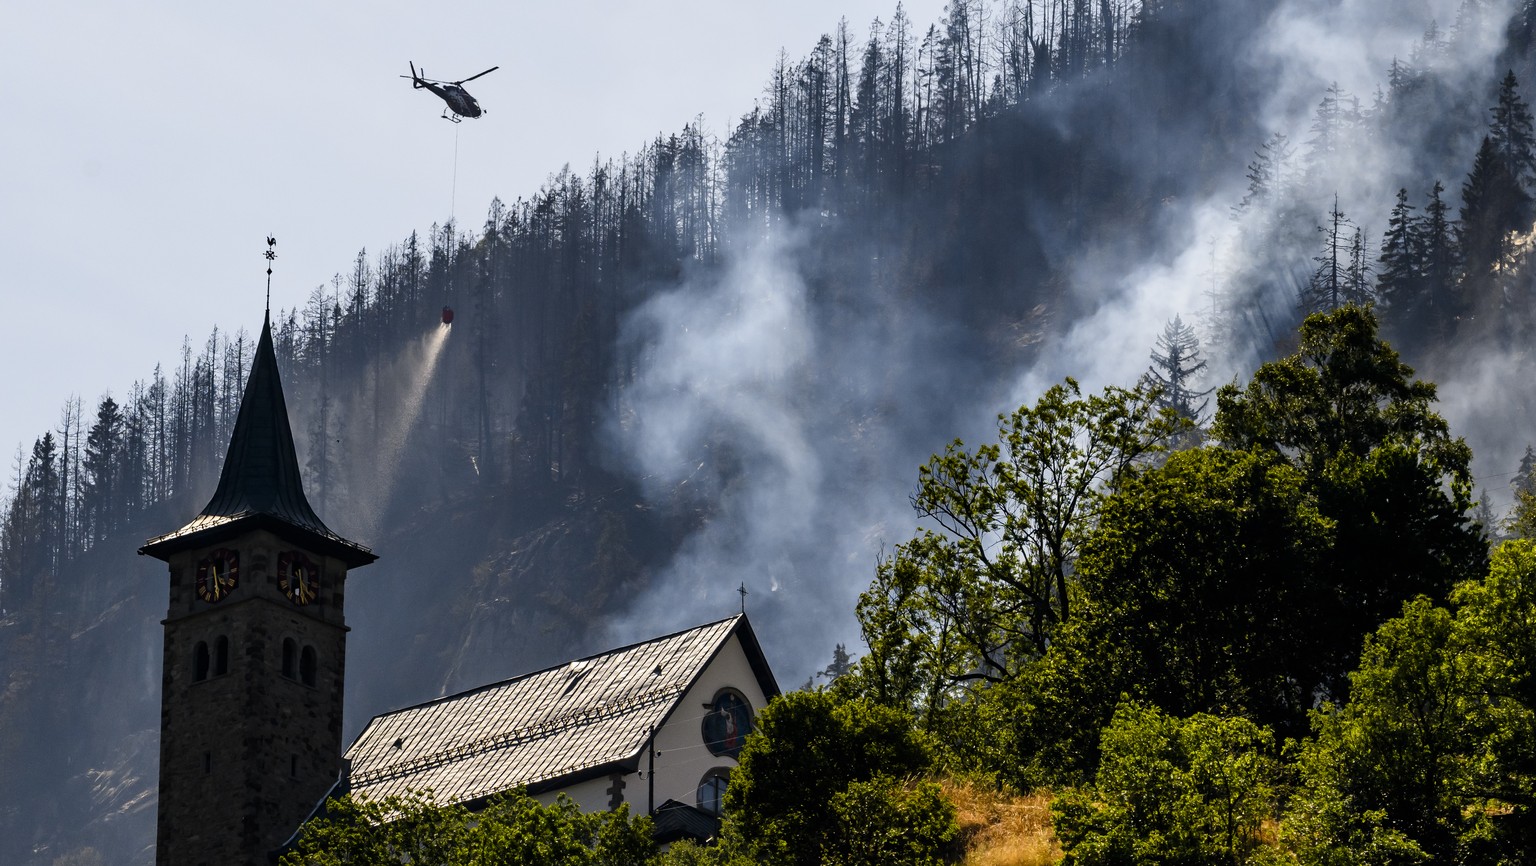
[{"xmin": 401, "ymin": 61, "xmax": 429, "ymax": 88}]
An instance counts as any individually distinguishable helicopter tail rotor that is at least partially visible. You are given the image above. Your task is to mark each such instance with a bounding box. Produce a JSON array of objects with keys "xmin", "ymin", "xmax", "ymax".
[{"xmin": 401, "ymin": 61, "xmax": 427, "ymax": 88}]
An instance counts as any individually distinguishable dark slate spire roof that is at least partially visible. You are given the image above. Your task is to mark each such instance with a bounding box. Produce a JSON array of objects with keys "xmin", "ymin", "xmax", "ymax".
[{"xmin": 140, "ymin": 315, "xmax": 375, "ymax": 567}]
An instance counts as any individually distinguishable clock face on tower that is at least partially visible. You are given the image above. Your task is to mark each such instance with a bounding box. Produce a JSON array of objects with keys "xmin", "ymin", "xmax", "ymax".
[
  {"xmin": 195, "ymin": 549, "xmax": 240, "ymax": 603},
  {"xmin": 278, "ymin": 551, "xmax": 319, "ymax": 605}
]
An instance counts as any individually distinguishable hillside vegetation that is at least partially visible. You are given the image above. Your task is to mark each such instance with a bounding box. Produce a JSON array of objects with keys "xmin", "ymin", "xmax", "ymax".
[{"xmin": 9, "ymin": 0, "xmax": 1536, "ymax": 863}]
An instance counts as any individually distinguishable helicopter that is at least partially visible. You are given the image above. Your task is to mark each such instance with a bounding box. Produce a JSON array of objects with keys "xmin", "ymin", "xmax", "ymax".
[{"xmin": 401, "ymin": 62, "xmax": 498, "ymax": 122}]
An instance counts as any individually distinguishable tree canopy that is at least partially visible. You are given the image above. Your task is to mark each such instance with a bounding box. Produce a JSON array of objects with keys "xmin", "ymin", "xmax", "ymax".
[
  {"xmin": 278, "ymin": 789, "xmax": 655, "ymax": 866},
  {"xmin": 720, "ymin": 690, "xmax": 942, "ymax": 866},
  {"xmin": 853, "ymin": 379, "xmax": 1182, "ymax": 719}
]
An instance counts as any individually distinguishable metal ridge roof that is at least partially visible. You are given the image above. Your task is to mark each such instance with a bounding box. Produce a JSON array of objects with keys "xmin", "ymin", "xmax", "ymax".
[{"xmin": 342, "ymin": 615, "xmax": 767, "ymax": 807}]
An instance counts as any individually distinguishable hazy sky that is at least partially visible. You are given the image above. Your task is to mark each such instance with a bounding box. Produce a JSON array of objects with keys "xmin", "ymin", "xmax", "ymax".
[{"xmin": 0, "ymin": 0, "xmax": 946, "ymax": 476}]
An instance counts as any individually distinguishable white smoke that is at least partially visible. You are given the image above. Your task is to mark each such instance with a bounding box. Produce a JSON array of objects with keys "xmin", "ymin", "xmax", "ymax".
[
  {"xmin": 1011, "ymin": 0, "xmax": 1524, "ymax": 480},
  {"xmin": 603, "ymin": 225, "xmax": 991, "ymax": 683},
  {"xmin": 608, "ymin": 0, "xmax": 1532, "ymax": 686},
  {"xmin": 618, "ymin": 231, "xmax": 819, "ymax": 508}
]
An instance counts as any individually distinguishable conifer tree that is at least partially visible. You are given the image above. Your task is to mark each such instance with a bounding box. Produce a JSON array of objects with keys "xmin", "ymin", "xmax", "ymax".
[
  {"xmin": 1385, "ymin": 56, "xmax": 1416, "ymax": 104},
  {"xmin": 82, "ymin": 396, "xmax": 123, "ymax": 545},
  {"xmin": 1460, "ymin": 74, "xmax": 1536, "ymax": 336},
  {"xmin": 1512, "ymin": 445, "xmax": 1536, "ymax": 539},
  {"xmin": 1305, "ymin": 83, "xmax": 1360, "ymax": 177},
  {"xmin": 1236, "ymin": 133, "xmax": 1293, "ymax": 214},
  {"xmin": 0, "ymin": 437, "xmax": 61, "ymax": 609},
  {"xmin": 1475, "ymin": 490, "xmax": 1500, "ymax": 542},
  {"xmin": 1301, "ymin": 196, "xmax": 1365, "ymax": 314},
  {"xmin": 1460, "ymin": 136, "xmax": 1508, "ymax": 276},
  {"xmin": 1145, "ymin": 315, "xmax": 1213, "ymax": 428},
  {"xmin": 1420, "ymin": 180, "xmax": 1461, "ymax": 332},
  {"xmin": 1513, "ymin": 445, "xmax": 1536, "ymax": 498},
  {"xmin": 1343, "ymin": 226, "xmax": 1373, "ymax": 305},
  {"xmin": 1491, "ymin": 70, "xmax": 1536, "ymax": 185},
  {"xmin": 1378, "ymin": 188, "xmax": 1423, "ymax": 338}
]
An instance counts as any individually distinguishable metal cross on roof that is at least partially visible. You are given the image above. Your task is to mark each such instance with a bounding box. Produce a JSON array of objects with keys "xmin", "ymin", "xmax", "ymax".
[{"xmin": 738, "ymin": 582, "xmax": 748, "ymax": 614}]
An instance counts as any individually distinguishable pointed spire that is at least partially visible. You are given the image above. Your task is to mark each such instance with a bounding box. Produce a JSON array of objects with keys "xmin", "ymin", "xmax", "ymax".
[
  {"xmin": 140, "ymin": 314, "xmax": 374, "ymax": 566},
  {"xmin": 200, "ymin": 315, "xmax": 323, "ymax": 524}
]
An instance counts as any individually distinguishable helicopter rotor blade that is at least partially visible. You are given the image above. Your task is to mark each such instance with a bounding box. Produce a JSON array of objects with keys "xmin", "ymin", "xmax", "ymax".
[{"xmin": 455, "ymin": 66, "xmax": 499, "ymax": 85}]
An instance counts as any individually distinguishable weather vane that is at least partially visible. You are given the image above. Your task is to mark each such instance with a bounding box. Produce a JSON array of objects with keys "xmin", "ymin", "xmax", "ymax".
[{"xmin": 264, "ymin": 236, "xmax": 277, "ymax": 314}]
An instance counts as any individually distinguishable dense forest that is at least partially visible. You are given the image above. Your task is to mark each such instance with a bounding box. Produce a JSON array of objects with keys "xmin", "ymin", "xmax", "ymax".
[{"xmin": 7, "ymin": 0, "xmax": 1536, "ymax": 863}]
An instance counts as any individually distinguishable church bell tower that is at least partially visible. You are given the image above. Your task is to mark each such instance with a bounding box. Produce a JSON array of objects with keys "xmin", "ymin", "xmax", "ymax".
[{"xmin": 141, "ymin": 309, "xmax": 376, "ymax": 866}]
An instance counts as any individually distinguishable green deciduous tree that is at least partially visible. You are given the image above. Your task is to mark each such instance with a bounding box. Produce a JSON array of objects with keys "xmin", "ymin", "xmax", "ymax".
[
  {"xmin": 1070, "ymin": 447, "xmax": 1335, "ymax": 734},
  {"xmin": 1212, "ymin": 305, "xmax": 1484, "ymax": 690},
  {"xmin": 824, "ymin": 778, "xmax": 956, "ymax": 866},
  {"xmin": 1053, "ymin": 702, "xmax": 1279, "ymax": 866},
  {"xmin": 853, "ymin": 379, "xmax": 1182, "ymax": 719},
  {"xmin": 721, "ymin": 690, "xmax": 935, "ymax": 866},
  {"xmin": 995, "ymin": 446, "xmax": 1332, "ymax": 787},
  {"xmin": 1283, "ymin": 540, "xmax": 1536, "ymax": 864},
  {"xmin": 278, "ymin": 789, "xmax": 655, "ymax": 866},
  {"xmin": 1284, "ymin": 598, "xmax": 1458, "ymax": 865}
]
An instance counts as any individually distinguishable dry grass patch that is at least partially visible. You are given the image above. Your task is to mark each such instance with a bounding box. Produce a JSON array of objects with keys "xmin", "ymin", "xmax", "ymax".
[{"xmin": 942, "ymin": 778, "xmax": 1061, "ymax": 866}]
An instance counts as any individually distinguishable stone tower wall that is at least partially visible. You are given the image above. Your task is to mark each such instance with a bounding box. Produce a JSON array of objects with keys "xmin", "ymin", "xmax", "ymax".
[{"xmin": 155, "ymin": 530, "xmax": 351, "ymax": 866}]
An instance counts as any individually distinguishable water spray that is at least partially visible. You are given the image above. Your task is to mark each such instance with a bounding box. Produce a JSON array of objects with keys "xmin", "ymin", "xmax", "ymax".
[{"xmin": 358, "ymin": 322, "xmax": 453, "ymax": 537}]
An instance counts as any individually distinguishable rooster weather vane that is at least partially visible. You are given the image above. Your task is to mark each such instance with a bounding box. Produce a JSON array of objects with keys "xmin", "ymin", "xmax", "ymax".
[{"xmin": 264, "ymin": 236, "xmax": 276, "ymax": 313}]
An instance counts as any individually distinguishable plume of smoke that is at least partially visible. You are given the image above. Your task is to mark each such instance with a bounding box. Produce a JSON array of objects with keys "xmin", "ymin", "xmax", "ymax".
[
  {"xmin": 1244, "ymin": 0, "xmax": 1532, "ymax": 505},
  {"xmin": 618, "ymin": 232, "xmax": 818, "ymax": 506},
  {"xmin": 1007, "ymin": 202, "xmax": 1244, "ymax": 406},
  {"xmin": 1015, "ymin": 0, "xmax": 1524, "ymax": 467},
  {"xmin": 603, "ymin": 225, "xmax": 997, "ymax": 682},
  {"xmin": 608, "ymin": 0, "xmax": 1531, "ymax": 685}
]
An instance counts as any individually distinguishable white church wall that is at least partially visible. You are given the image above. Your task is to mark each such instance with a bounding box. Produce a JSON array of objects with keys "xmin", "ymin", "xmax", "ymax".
[
  {"xmin": 534, "ymin": 775, "xmax": 624, "ymax": 814},
  {"xmin": 647, "ymin": 633, "xmax": 770, "ymax": 815},
  {"xmin": 518, "ymin": 627, "xmax": 773, "ymax": 821}
]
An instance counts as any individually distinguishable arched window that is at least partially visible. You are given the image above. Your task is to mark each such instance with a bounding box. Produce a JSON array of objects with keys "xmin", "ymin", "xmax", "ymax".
[
  {"xmin": 282, "ymin": 639, "xmax": 297, "ymax": 679},
  {"xmin": 701, "ymin": 689, "xmax": 754, "ymax": 759},
  {"xmin": 193, "ymin": 641, "xmax": 210, "ymax": 682},
  {"xmin": 214, "ymin": 635, "xmax": 230, "ymax": 676},
  {"xmin": 697, "ymin": 769, "xmax": 731, "ymax": 816},
  {"xmin": 300, "ymin": 645, "xmax": 317, "ymax": 687}
]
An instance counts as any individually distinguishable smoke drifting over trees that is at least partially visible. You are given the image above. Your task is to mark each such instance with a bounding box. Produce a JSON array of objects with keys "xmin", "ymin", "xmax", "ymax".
[{"xmin": 7, "ymin": 0, "xmax": 1536, "ymax": 862}]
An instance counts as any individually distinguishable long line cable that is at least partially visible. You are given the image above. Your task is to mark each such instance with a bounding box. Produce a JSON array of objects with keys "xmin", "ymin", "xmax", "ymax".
[{"xmin": 451, "ymin": 124, "xmax": 460, "ymax": 222}]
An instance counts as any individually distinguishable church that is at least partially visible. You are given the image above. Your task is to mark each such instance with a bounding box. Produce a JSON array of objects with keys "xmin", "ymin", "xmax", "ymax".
[{"xmin": 138, "ymin": 309, "xmax": 778, "ymax": 865}]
